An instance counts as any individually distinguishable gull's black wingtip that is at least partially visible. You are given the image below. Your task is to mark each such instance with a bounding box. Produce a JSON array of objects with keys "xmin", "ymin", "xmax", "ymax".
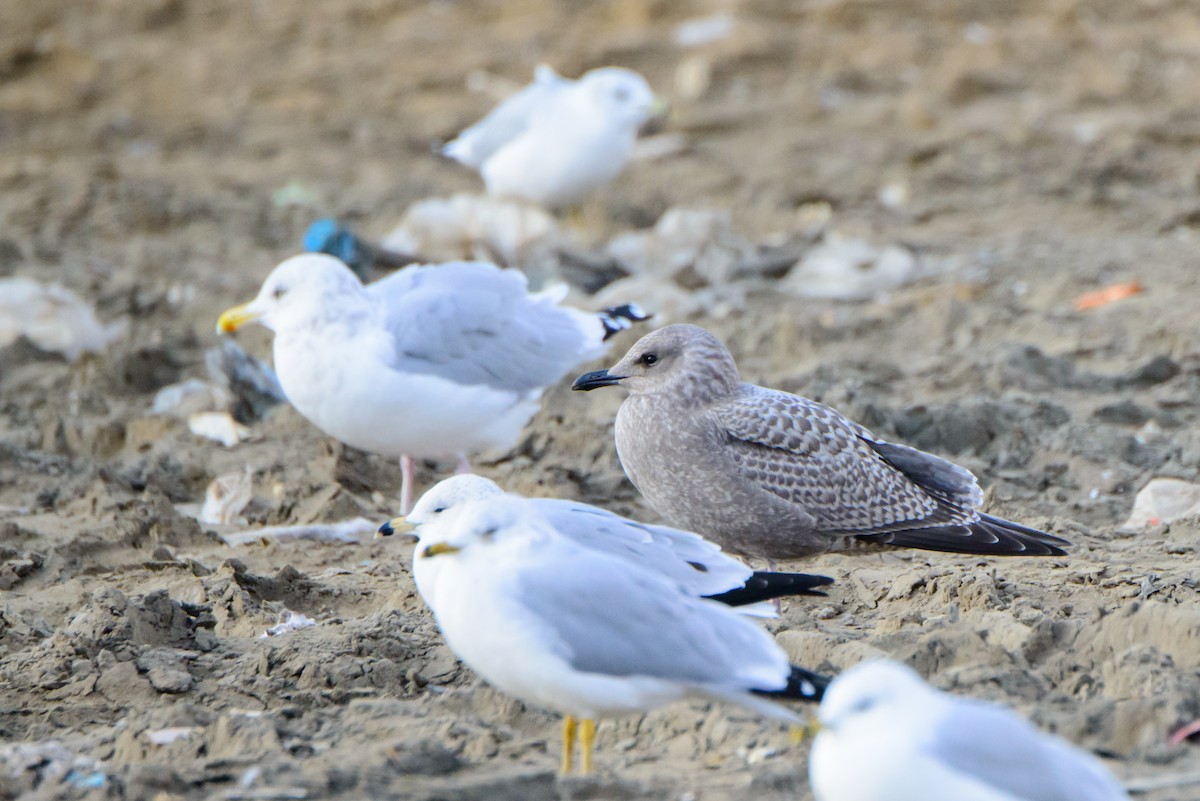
[
  {"xmin": 598, "ymin": 303, "xmax": 651, "ymax": 340},
  {"xmin": 857, "ymin": 514, "xmax": 1070, "ymax": 557},
  {"xmin": 753, "ymin": 665, "xmax": 831, "ymax": 703},
  {"xmin": 705, "ymin": 571, "xmax": 835, "ymax": 607}
]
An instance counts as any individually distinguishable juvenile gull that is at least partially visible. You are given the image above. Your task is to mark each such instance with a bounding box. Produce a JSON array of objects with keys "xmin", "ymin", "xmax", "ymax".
[
  {"xmin": 809, "ymin": 660, "xmax": 1129, "ymax": 801},
  {"xmin": 572, "ymin": 324, "xmax": 1068, "ymax": 559},
  {"xmin": 217, "ymin": 254, "xmax": 646, "ymax": 511},
  {"xmin": 416, "ymin": 497, "xmax": 828, "ymax": 774},
  {"xmin": 442, "ymin": 66, "xmax": 660, "ymax": 208},
  {"xmin": 378, "ymin": 474, "xmax": 833, "ymax": 609}
]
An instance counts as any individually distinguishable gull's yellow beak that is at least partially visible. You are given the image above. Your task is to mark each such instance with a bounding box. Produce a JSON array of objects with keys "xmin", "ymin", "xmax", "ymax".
[
  {"xmin": 216, "ymin": 302, "xmax": 261, "ymax": 334},
  {"xmin": 376, "ymin": 517, "xmax": 416, "ymax": 539},
  {"xmin": 421, "ymin": 542, "xmax": 461, "ymax": 558}
]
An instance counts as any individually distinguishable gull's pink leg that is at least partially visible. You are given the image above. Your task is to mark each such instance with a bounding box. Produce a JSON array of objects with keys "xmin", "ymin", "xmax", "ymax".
[
  {"xmin": 455, "ymin": 453, "xmax": 472, "ymax": 475},
  {"xmin": 400, "ymin": 454, "xmax": 415, "ymax": 515},
  {"xmin": 767, "ymin": 558, "xmax": 782, "ymax": 614}
]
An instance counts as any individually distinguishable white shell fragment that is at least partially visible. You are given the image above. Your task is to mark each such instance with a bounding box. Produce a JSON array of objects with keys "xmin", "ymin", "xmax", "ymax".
[
  {"xmin": 187, "ymin": 411, "xmax": 252, "ymax": 447},
  {"xmin": 261, "ymin": 610, "xmax": 316, "ymax": 638},
  {"xmin": 199, "ymin": 471, "xmax": 254, "ymax": 526}
]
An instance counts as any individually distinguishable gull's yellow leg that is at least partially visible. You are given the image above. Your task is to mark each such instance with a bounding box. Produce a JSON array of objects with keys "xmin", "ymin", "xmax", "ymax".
[
  {"xmin": 579, "ymin": 718, "xmax": 596, "ymax": 775},
  {"xmin": 790, "ymin": 717, "xmax": 822, "ymax": 744},
  {"xmin": 560, "ymin": 715, "xmax": 577, "ymax": 775}
]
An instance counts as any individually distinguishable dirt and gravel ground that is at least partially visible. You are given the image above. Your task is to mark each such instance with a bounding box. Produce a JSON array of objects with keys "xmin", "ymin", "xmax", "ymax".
[{"xmin": 3, "ymin": 1, "xmax": 1200, "ymax": 799}]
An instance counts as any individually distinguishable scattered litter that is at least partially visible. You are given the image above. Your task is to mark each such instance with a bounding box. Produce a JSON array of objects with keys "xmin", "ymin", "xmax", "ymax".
[
  {"xmin": 220, "ymin": 517, "xmax": 377, "ymax": 546},
  {"xmin": 1120, "ymin": 478, "xmax": 1200, "ymax": 531},
  {"xmin": 145, "ymin": 727, "xmax": 199, "ymax": 746},
  {"xmin": 631, "ymin": 132, "xmax": 689, "ymax": 162},
  {"xmin": 0, "ymin": 741, "xmax": 102, "ymax": 789},
  {"xmin": 188, "ymin": 411, "xmax": 252, "ymax": 447},
  {"xmin": 0, "ymin": 277, "xmax": 126, "ymax": 360},
  {"xmin": 221, "ymin": 788, "xmax": 308, "ymax": 801},
  {"xmin": 674, "ymin": 55, "xmax": 713, "ymax": 100},
  {"xmin": 302, "ymin": 218, "xmax": 415, "ymax": 277},
  {"xmin": 1170, "ymin": 720, "xmax": 1200, "ymax": 746},
  {"xmin": 240, "ymin": 766, "xmax": 263, "ymax": 788},
  {"xmin": 271, "ymin": 181, "xmax": 319, "ymax": 208},
  {"xmin": 261, "ymin": 610, "xmax": 316, "ymax": 638},
  {"xmin": 795, "ymin": 201, "xmax": 834, "ymax": 238},
  {"xmin": 673, "ymin": 12, "xmax": 736, "ymax": 48},
  {"xmin": 738, "ymin": 744, "xmax": 781, "ymax": 766},
  {"xmin": 205, "ymin": 339, "xmax": 286, "ymax": 423},
  {"xmin": 381, "ymin": 193, "xmax": 565, "ymax": 278},
  {"xmin": 1124, "ymin": 770, "xmax": 1200, "ymax": 793},
  {"xmin": 152, "ymin": 378, "xmax": 233, "ymax": 418},
  {"xmin": 1074, "ymin": 281, "xmax": 1143, "ymax": 312},
  {"xmin": 782, "ymin": 233, "xmax": 920, "ymax": 301},
  {"xmin": 878, "ymin": 180, "xmax": 911, "ymax": 210},
  {"xmin": 64, "ymin": 769, "xmax": 107, "ymax": 789},
  {"xmin": 198, "ymin": 471, "xmax": 255, "ymax": 526},
  {"xmin": 606, "ymin": 207, "xmax": 758, "ymax": 287}
]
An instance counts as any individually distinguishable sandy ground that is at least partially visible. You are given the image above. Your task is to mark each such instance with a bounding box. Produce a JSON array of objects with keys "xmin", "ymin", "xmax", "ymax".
[{"xmin": 3, "ymin": 0, "xmax": 1200, "ymax": 799}]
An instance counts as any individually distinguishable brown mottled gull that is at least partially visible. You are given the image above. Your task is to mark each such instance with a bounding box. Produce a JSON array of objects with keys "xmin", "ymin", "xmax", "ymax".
[{"xmin": 572, "ymin": 324, "xmax": 1068, "ymax": 560}]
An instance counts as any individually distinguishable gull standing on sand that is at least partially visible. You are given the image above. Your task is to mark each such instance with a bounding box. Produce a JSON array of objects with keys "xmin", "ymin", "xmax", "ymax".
[
  {"xmin": 442, "ymin": 66, "xmax": 660, "ymax": 209},
  {"xmin": 572, "ymin": 324, "xmax": 1069, "ymax": 560},
  {"xmin": 217, "ymin": 254, "xmax": 645, "ymax": 512},
  {"xmin": 378, "ymin": 474, "xmax": 834, "ymax": 609},
  {"xmin": 809, "ymin": 660, "xmax": 1129, "ymax": 801},
  {"xmin": 416, "ymin": 497, "xmax": 828, "ymax": 775}
]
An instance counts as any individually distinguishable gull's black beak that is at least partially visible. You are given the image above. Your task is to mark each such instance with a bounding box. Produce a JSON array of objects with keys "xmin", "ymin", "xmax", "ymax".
[
  {"xmin": 572, "ymin": 369, "xmax": 624, "ymax": 391},
  {"xmin": 376, "ymin": 516, "xmax": 414, "ymax": 539}
]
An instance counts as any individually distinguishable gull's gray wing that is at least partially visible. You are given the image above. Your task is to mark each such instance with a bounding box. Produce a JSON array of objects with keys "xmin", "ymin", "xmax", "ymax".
[
  {"xmin": 514, "ymin": 551, "xmax": 787, "ymax": 691},
  {"xmin": 368, "ymin": 261, "xmax": 604, "ymax": 392},
  {"xmin": 441, "ymin": 65, "xmax": 569, "ymax": 168},
  {"xmin": 713, "ymin": 386, "xmax": 968, "ymax": 535},
  {"xmin": 713, "ymin": 385, "xmax": 1068, "ymax": 554},
  {"xmin": 532, "ymin": 498, "xmax": 752, "ymax": 596},
  {"xmin": 927, "ymin": 700, "xmax": 1130, "ymax": 801}
]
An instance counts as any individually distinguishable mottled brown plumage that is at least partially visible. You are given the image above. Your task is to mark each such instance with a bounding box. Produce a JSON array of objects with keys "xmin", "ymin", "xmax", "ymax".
[{"xmin": 572, "ymin": 324, "xmax": 1068, "ymax": 560}]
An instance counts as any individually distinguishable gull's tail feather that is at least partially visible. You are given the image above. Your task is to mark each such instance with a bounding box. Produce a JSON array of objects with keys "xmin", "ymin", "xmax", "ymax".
[
  {"xmin": 753, "ymin": 665, "xmax": 831, "ymax": 703},
  {"xmin": 437, "ymin": 138, "xmax": 468, "ymax": 163},
  {"xmin": 705, "ymin": 571, "xmax": 834, "ymax": 607},
  {"xmin": 856, "ymin": 514, "xmax": 1069, "ymax": 557},
  {"xmin": 598, "ymin": 304, "xmax": 650, "ymax": 340}
]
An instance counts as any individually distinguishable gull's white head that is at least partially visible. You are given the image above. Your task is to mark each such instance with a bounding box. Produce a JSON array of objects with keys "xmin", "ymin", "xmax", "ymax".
[
  {"xmin": 416, "ymin": 496, "xmax": 555, "ymax": 561},
  {"xmin": 406, "ymin": 475, "xmax": 507, "ymax": 528},
  {"xmin": 217, "ymin": 254, "xmax": 367, "ymax": 335},
  {"xmin": 577, "ymin": 68, "xmax": 658, "ymax": 130},
  {"xmin": 817, "ymin": 659, "xmax": 933, "ymax": 734}
]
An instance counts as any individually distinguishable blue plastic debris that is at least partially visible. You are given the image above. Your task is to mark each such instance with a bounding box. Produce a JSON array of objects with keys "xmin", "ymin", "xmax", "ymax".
[
  {"xmin": 64, "ymin": 770, "xmax": 107, "ymax": 789},
  {"xmin": 302, "ymin": 218, "xmax": 372, "ymax": 274}
]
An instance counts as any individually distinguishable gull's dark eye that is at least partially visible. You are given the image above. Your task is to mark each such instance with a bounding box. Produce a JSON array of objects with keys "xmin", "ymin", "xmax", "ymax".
[
  {"xmin": 272, "ymin": 286, "xmax": 286, "ymax": 299},
  {"xmin": 639, "ymin": 352, "xmax": 658, "ymax": 366},
  {"xmin": 613, "ymin": 86, "xmax": 631, "ymax": 103},
  {"xmin": 433, "ymin": 506, "xmax": 446, "ymax": 514},
  {"xmin": 481, "ymin": 526, "xmax": 499, "ymax": 539},
  {"xmin": 848, "ymin": 696, "xmax": 875, "ymax": 715}
]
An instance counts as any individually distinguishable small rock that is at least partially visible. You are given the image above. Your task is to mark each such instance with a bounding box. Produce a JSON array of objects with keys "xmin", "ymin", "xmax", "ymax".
[
  {"xmin": 146, "ymin": 665, "xmax": 193, "ymax": 694},
  {"xmin": 1092, "ymin": 400, "xmax": 1151, "ymax": 426}
]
